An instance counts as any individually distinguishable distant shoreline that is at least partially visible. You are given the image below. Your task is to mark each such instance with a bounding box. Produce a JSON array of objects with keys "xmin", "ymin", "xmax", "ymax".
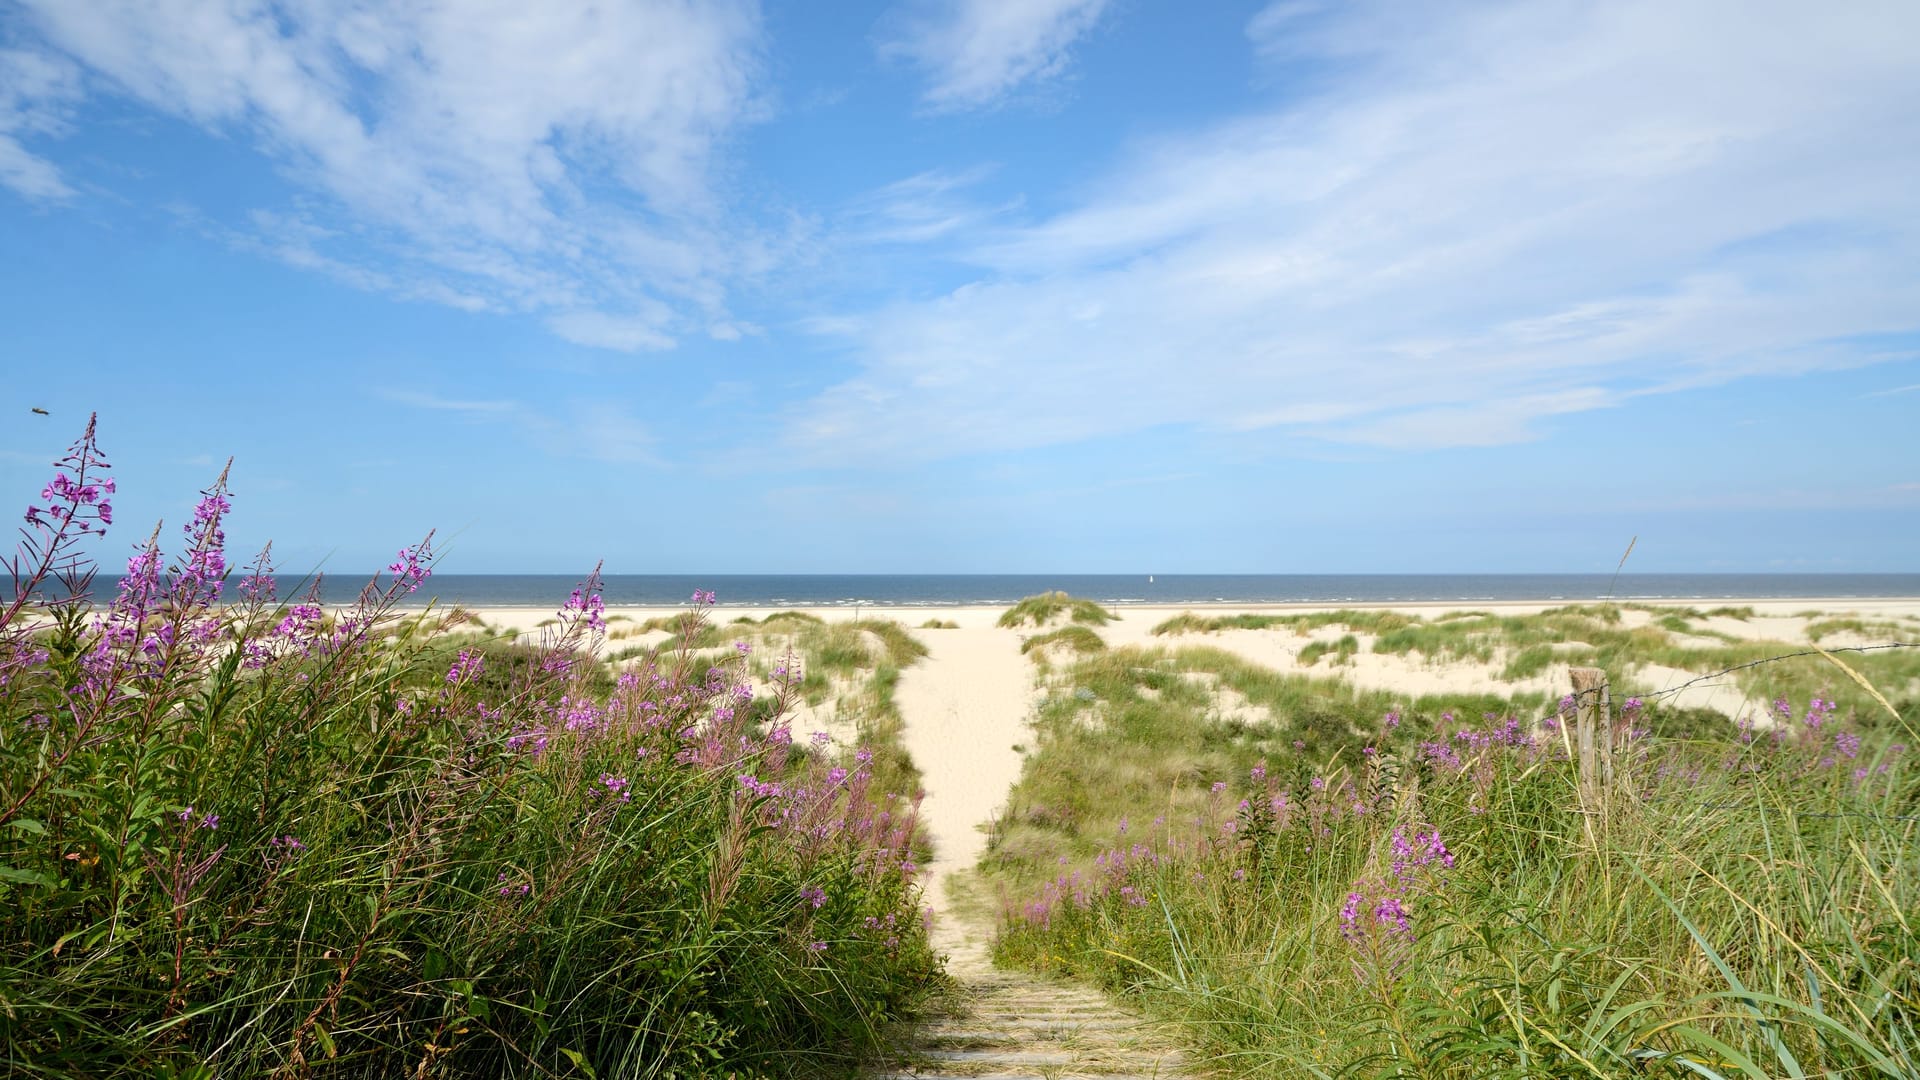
[
  {"xmin": 218, "ymin": 571, "xmax": 1920, "ymax": 610},
  {"xmin": 425, "ymin": 595, "xmax": 1920, "ymax": 613}
]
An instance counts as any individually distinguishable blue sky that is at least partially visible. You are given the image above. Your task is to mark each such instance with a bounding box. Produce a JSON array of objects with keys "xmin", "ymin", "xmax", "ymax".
[{"xmin": 2, "ymin": 0, "xmax": 1916, "ymax": 575}]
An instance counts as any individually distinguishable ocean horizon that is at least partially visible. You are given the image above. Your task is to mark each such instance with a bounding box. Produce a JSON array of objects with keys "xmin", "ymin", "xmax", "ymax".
[{"xmin": 114, "ymin": 572, "xmax": 1920, "ymax": 608}]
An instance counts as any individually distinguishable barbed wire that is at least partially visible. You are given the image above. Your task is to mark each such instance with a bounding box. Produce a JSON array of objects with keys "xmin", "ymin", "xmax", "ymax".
[
  {"xmin": 1698, "ymin": 804, "xmax": 1920, "ymax": 823},
  {"xmin": 1486, "ymin": 641, "xmax": 1920, "ymax": 735},
  {"xmin": 1634, "ymin": 641, "xmax": 1919, "ymax": 705}
]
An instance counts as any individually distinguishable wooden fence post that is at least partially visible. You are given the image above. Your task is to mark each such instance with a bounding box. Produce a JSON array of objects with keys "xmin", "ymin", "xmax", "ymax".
[{"xmin": 1570, "ymin": 667, "xmax": 1611, "ymax": 808}]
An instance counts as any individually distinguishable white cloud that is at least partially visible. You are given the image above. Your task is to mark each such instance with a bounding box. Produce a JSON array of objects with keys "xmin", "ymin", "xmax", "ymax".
[
  {"xmin": 380, "ymin": 390, "xmax": 518, "ymax": 416},
  {"xmin": 843, "ymin": 166, "xmax": 1013, "ymax": 244},
  {"xmin": 798, "ymin": 0, "xmax": 1920, "ymax": 460},
  {"xmin": 547, "ymin": 310, "xmax": 676, "ymax": 353},
  {"xmin": 380, "ymin": 389, "xmax": 656, "ymax": 464},
  {"xmin": 12, "ymin": 0, "xmax": 768, "ymax": 347},
  {"xmin": 0, "ymin": 47, "xmax": 81, "ymax": 199},
  {"xmin": 881, "ymin": 0, "xmax": 1111, "ymax": 111},
  {"xmin": 546, "ymin": 403, "xmax": 659, "ymax": 465}
]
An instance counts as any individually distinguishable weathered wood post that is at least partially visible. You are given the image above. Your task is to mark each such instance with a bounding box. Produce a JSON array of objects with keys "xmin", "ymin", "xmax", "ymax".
[{"xmin": 1570, "ymin": 667, "xmax": 1612, "ymax": 809}]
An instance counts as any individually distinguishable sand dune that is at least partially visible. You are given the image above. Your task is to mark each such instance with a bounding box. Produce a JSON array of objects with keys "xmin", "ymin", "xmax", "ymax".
[{"xmin": 441, "ymin": 596, "xmax": 1917, "ymax": 919}]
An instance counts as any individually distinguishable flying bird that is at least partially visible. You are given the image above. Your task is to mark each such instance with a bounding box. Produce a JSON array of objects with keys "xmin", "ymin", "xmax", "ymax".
[{"xmin": 31, "ymin": 407, "xmax": 49, "ymax": 416}]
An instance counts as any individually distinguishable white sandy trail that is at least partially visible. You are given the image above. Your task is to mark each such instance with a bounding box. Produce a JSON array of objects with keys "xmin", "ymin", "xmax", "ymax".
[{"xmin": 893, "ymin": 616, "xmax": 1036, "ymax": 967}]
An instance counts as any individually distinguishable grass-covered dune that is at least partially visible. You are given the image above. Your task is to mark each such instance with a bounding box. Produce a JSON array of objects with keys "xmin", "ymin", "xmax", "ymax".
[
  {"xmin": 989, "ymin": 632, "xmax": 1919, "ymax": 1077},
  {"xmin": 0, "ymin": 420, "xmax": 941, "ymax": 1078},
  {"xmin": 997, "ymin": 591, "xmax": 1117, "ymax": 629}
]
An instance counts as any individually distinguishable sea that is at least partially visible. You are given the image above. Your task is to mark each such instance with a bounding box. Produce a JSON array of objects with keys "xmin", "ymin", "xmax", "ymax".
[{"xmin": 204, "ymin": 573, "xmax": 1920, "ymax": 609}]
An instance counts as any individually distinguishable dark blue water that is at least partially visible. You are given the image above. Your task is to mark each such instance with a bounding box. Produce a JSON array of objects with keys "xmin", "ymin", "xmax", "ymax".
[{"xmin": 202, "ymin": 573, "xmax": 1920, "ymax": 608}]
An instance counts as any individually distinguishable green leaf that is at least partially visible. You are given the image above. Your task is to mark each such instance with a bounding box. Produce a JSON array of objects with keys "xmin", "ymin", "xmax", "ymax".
[
  {"xmin": 0, "ymin": 864, "xmax": 54, "ymax": 887},
  {"xmin": 558, "ymin": 1048, "xmax": 598, "ymax": 1079},
  {"xmin": 6, "ymin": 818, "xmax": 47, "ymax": 836},
  {"xmin": 1657, "ymin": 1025, "xmax": 1771, "ymax": 1080},
  {"xmin": 312, "ymin": 1021, "xmax": 337, "ymax": 1059},
  {"xmin": 1627, "ymin": 864, "xmax": 1806, "ymax": 1078}
]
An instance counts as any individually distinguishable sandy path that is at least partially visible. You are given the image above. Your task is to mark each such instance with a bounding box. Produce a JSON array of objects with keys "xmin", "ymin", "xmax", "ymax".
[{"xmin": 891, "ymin": 614, "xmax": 1037, "ymax": 967}]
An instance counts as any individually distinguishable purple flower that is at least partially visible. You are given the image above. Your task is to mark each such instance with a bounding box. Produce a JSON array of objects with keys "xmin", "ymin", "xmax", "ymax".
[
  {"xmin": 561, "ymin": 578, "xmax": 607, "ymax": 632},
  {"xmin": 1805, "ymin": 696, "xmax": 1836, "ymax": 732},
  {"xmin": 446, "ymin": 648, "xmax": 485, "ymax": 685},
  {"xmin": 387, "ymin": 541, "xmax": 433, "ymax": 593}
]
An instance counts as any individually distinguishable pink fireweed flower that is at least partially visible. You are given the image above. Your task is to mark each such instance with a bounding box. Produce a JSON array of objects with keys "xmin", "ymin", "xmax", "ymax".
[
  {"xmin": 1804, "ymin": 697, "xmax": 1836, "ymax": 732},
  {"xmin": 562, "ymin": 581, "xmax": 606, "ymax": 632},
  {"xmin": 387, "ymin": 541, "xmax": 433, "ymax": 593},
  {"xmin": 598, "ymin": 773, "xmax": 632, "ymax": 801},
  {"xmin": 446, "ymin": 648, "xmax": 485, "ymax": 685},
  {"xmin": 1388, "ymin": 826, "xmax": 1454, "ymax": 884},
  {"xmin": 275, "ymin": 602, "xmax": 324, "ymax": 640}
]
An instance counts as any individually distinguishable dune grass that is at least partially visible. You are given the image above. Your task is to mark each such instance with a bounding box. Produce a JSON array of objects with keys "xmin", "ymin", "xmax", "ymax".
[
  {"xmin": 0, "ymin": 421, "xmax": 941, "ymax": 1078},
  {"xmin": 1156, "ymin": 603, "xmax": 1920, "ymax": 719},
  {"xmin": 1020, "ymin": 625, "xmax": 1108, "ymax": 657},
  {"xmin": 989, "ymin": 637, "xmax": 1919, "ymax": 1077},
  {"xmin": 1297, "ymin": 633, "xmax": 1360, "ymax": 667},
  {"xmin": 997, "ymin": 591, "xmax": 1117, "ymax": 628},
  {"xmin": 980, "ymin": 644, "xmax": 1600, "ymax": 891},
  {"xmin": 1153, "ymin": 609, "xmax": 1418, "ymax": 636}
]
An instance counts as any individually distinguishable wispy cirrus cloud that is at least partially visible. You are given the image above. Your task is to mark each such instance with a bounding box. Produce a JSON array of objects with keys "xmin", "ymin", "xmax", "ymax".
[
  {"xmin": 382, "ymin": 389, "xmax": 655, "ymax": 466},
  {"xmin": 9, "ymin": 0, "xmax": 772, "ymax": 349},
  {"xmin": 798, "ymin": 0, "xmax": 1920, "ymax": 460},
  {"xmin": 379, "ymin": 390, "xmax": 518, "ymax": 416},
  {"xmin": 879, "ymin": 0, "xmax": 1112, "ymax": 112},
  {"xmin": 842, "ymin": 166, "xmax": 1015, "ymax": 245}
]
